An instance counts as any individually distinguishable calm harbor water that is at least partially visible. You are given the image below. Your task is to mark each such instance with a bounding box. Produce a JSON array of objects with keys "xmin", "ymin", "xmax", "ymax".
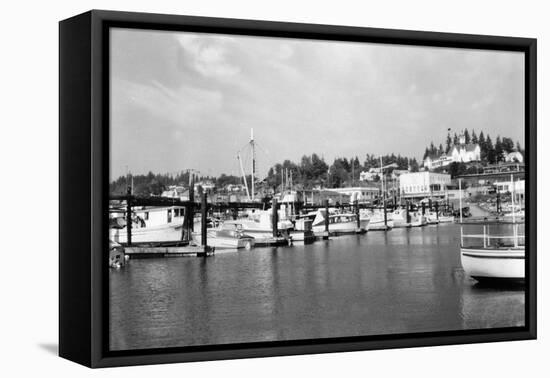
[{"xmin": 109, "ymin": 223, "xmax": 525, "ymax": 351}]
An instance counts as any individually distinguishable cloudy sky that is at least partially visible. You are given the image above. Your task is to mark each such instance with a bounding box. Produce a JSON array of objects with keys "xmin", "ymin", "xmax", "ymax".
[{"xmin": 110, "ymin": 28, "xmax": 524, "ymax": 181}]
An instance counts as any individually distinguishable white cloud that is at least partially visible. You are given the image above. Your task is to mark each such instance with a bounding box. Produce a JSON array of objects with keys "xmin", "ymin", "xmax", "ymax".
[{"xmin": 176, "ymin": 34, "xmax": 240, "ymax": 79}]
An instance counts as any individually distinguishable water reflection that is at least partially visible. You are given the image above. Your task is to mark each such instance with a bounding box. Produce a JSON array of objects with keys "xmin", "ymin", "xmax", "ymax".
[{"xmin": 110, "ymin": 224, "xmax": 525, "ymax": 350}]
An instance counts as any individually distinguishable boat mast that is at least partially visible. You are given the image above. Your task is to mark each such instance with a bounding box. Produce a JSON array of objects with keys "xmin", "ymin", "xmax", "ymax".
[
  {"xmin": 250, "ymin": 128, "xmax": 255, "ymax": 202},
  {"xmin": 237, "ymin": 153, "xmax": 251, "ymax": 200}
]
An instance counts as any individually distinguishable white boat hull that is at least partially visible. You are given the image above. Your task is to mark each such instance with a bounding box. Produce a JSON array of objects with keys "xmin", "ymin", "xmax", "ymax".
[
  {"xmin": 110, "ymin": 223, "xmax": 182, "ymax": 243},
  {"xmin": 192, "ymin": 231, "xmax": 254, "ymax": 250},
  {"xmin": 460, "ymin": 247, "xmax": 525, "ymax": 281},
  {"xmin": 365, "ymin": 219, "xmax": 393, "ymax": 230},
  {"xmin": 312, "ymin": 221, "xmax": 358, "ymax": 234}
]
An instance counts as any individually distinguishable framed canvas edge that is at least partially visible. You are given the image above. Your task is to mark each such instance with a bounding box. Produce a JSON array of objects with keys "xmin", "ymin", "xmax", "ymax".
[{"xmin": 58, "ymin": 9, "xmax": 537, "ymax": 368}]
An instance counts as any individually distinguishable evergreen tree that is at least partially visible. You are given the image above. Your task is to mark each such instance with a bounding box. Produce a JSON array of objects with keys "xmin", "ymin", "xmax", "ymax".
[
  {"xmin": 501, "ymin": 137, "xmax": 515, "ymax": 153},
  {"xmin": 486, "ymin": 135, "xmax": 495, "ymax": 163},
  {"xmin": 464, "ymin": 129, "xmax": 471, "ymax": 144},
  {"xmin": 495, "ymin": 136, "xmax": 504, "ymax": 162},
  {"xmin": 471, "ymin": 129, "xmax": 478, "ymax": 144},
  {"xmin": 453, "ymin": 133, "xmax": 459, "ymax": 145},
  {"xmin": 445, "ymin": 132, "xmax": 453, "ymax": 153}
]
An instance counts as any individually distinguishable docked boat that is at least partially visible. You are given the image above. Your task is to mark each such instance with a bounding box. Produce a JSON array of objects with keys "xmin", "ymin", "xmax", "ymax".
[
  {"xmin": 438, "ymin": 214, "xmax": 455, "ymax": 223},
  {"xmin": 193, "ymin": 221, "xmax": 255, "ymax": 250},
  {"xmin": 360, "ymin": 209, "xmax": 393, "ymax": 231},
  {"xmin": 110, "ymin": 205, "xmax": 187, "ymax": 243},
  {"xmin": 223, "ymin": 209, "xmax": 294, "ymax": 241},
  {"xmin": 392, "ymin": 208, "xmax": 411, "ymax": 228},
  {"xmin": 109, "ymin": 240, "xmax": 127, "ymax": 268},
  {"xmin": 310, "ymin": 210, "xmax": 366, "ymax": 234},
  {"xmin": 460, "ymin": 220, "xmax": 525, "ymax": 283},
  {"xmin": 426, "ymin": 212, "xmax": 440, "ymax": 225}
]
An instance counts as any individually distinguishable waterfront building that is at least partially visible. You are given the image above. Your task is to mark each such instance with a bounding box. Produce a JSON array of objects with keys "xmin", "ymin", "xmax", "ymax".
[
  {"xmin": 494, "ymin": 179, "xmax": 525, "ymax": 200},
  {"xmin": 299, "ymin": 189, "xmax": 351, "ymax": 205},
  {"xmin": 326, "ymin": 186, "xmax": 380, "ymax": 203},
  {"xmin": 399, "ymin": 171, "xmax": 451, "ymax": 199}
]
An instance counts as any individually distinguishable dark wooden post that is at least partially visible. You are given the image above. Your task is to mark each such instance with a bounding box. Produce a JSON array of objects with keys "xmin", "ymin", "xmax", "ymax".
[
  {"xmin": 428, "ymin": 199, "xmax": 432, "ymax": 212},
  {"xmin": 496, "ymin": 188, "xmax": 501, "ymax": 214},
  {"xmin": 435, "ymin": 201, "xmax": 439, "ymax": 220},
  {"xmin": 354, "ymin": 200, "xmax": 360, "ymax": 229},
  {"xmin": 189, "ymin": 176, "xmax": 195, "ymax": 231},
  {"xmin": 201, "ymin": 193, "xmax": 207, "ymax": 248},
  {"xmin": 324, "ymin": 199, "xmax": 329, "ymax": 236},
  {"xmin": 422, "ymin": 202, "xmax": 426, "ymax": 216},
  {"xmin": 383, "ymin": 200, "xmax": 388, "ymax": 228},
  {"xmin": 125, "ymin": 187, "xmax": 132, "ymax": 246},
  {"xmin": 272, "ymin": 198, "xmax": 278, "ymax": 238},
  {"xmin": 406, "ymin": 201, "xmax": 411, "ymax": 223},
  {"xmin": 180, "ymin": 206, "xmax": 187, "ymax": 241}
]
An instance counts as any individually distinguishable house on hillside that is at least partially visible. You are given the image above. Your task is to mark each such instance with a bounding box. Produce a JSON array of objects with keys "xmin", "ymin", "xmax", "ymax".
[
  {"xmin": 424, "ymin": 133, "xmax": 480, "ymax": 170},
  {"xmin": 449, "ymin": 133, "xmax": 481, "ymax": 163},
  {"xmin": 504, "ymin": 150, "xmax": 524, "ymax": 163}
]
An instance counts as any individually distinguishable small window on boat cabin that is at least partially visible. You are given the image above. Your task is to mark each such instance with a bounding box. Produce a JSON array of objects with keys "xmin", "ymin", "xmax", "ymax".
[
  {"xmin": 167, "ymin": 209, "xmax": 172, "ymax": 223},
  {"xmin": 144, "ymin": 212, "xmax": 149, "ymax": 220}
]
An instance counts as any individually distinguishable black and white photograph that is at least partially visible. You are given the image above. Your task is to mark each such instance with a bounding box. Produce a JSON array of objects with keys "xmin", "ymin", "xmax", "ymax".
[{"xmin": 107, "ymin": 26, "xmax": 528, "ymax": 352}]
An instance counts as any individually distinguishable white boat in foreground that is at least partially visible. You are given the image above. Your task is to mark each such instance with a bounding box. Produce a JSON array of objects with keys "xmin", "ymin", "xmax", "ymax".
[{"xmin": 460, "ymin": 220, "xmax": 525, "ymax": 283}]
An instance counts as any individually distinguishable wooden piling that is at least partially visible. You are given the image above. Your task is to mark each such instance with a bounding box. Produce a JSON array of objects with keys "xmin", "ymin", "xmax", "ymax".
[
  {"xmin": 125, "ymin": 187, "xmax": 132, "ymax": 246},
  {"xmin": 324, "ymin": 199, "xmax": 329, "ymax": 239},
  {"xmin": 383, "ymin": 201, "xmax": 388, "ymax": 227},
  {"xmin": 201, "ymin": 193, "xmax": 207, "ymax": 248},
  {"xmin": 406, "ymin": 201, "xmax": 411, "ymax": 223},
  {"xmin": 354, "ymin": 200, "xmax": 360, "ymax": 230},
  {"xmin": 272, "ymin": 198, "xmax": 278, "ymax": 238},
  {"xmin": 422, "ymin": 202, "xmax": 426, "ymax": 216},
  {"xmin": 435, "ymin": 202, "xmax": 439, "ymax": 220}
]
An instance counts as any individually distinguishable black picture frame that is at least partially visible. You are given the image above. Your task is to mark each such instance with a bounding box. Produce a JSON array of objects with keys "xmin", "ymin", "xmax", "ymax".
[{"xmin": 59, "ymin": 9, "xmax": 537, "ymax": 368}]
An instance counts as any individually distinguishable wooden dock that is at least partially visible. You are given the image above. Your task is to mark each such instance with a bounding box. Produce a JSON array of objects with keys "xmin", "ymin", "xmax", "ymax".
[{"xmin": 125, "ymin": 245, "xmax": 214, "ymax": 258}]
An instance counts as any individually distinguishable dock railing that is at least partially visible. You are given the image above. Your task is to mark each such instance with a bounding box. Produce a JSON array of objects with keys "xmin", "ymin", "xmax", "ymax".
[{"xmin": 460, "ymin": 221, "xmax": 525, "ymax": 249}]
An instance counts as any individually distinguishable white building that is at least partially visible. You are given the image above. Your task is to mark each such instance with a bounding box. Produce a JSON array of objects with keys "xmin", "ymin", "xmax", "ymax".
[
  {"xmin": 504, "ymin": 151, "xmax": 524, "ymax": 163},
  {"xmin": 449, "ymin": 134, "xmax": 481, "ymax": 163},
  {"xmin": 399, "ymin": 171, "xmax": 451, "ymax": 198},
  {"xmin": 423, "ymin": 154, "xmax": 454, "ymax": 170},
  {"xmin": 326, "ymin": 186, "xmax": 379, "ymax": 203},
  {"xmin": 161, "ymin": 185, "xmax": 189, "ymax": 200},
  {"xmin": 423, "ymin": 133, "xmax": 481, "ymax": 170},
  {"xmin": 359, "ymin": 168, "xmax": 380, "ymax": 181}
]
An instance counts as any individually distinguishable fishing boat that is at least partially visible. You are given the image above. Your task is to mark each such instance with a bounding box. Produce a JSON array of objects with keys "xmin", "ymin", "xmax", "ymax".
[
  {"xmin": 392, "ymin": 208, "xmax": 411, "ymax": 228},
  {"xmin": 193, "ymin": 221, "xmax": 255, "ymax": 250},
  {"xmin": 223, "ymin": 209, "xmax": 294, "ymax": 240},
  {"xmin": 360, "ymin": 209, "xmax": 393, "ymax": 230},
  {"xmin": 109, "ymin": 205, "xmax": 187, "ymax": 243},
  {"xmin": 310, "ymin": 210, "xmax": 366, "ymax": 234},
  {"xmin": 438, "ymin": 214, "xmax": 455, "ymax": 223},
  {"xmin": 458, "ymin": 174, "xmax": 524, "ymax": 283},
  {"xmin": 426, "ymin": 212, "xmax": 440, "ymax": 225},
  {"xmin": 460, "ymin": 220, "xmax": 525, "ymax": 283}
]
